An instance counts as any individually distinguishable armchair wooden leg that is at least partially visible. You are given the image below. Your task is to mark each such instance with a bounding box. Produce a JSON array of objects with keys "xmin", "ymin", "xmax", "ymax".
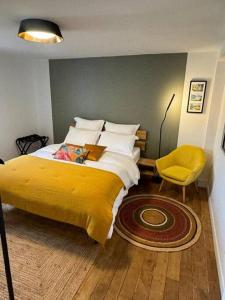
[
  {"xmin": 182, "ymin": 186, "xmax": 186, "ymax": 203},
  {"xmin": 159, "ymin": 179, "xmax": 164, "ymax": 192}
]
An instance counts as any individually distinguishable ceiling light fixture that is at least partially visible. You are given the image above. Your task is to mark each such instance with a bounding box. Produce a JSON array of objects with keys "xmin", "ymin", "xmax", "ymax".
[{"xmin": 18, "ymin": 19, "xmax": 63, "ymax": 44}]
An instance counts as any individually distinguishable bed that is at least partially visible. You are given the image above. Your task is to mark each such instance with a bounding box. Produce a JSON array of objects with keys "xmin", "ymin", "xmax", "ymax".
[{"xmin": 0, "ymin": 123, "xmax": 147, "ymax": 245}]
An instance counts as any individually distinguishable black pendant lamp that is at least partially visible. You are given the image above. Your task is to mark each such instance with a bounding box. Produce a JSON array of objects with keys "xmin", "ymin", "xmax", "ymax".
[{"xmin": 18, "ymin": 19, "xmax": 63, "ymax": 44}]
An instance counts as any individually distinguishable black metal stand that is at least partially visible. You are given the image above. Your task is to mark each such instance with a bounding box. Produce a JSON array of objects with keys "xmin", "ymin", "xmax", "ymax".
[
  {"xmin": 0, "ymin": 159, "xmax": 14, "ymax": 300},
  {"xmin": 0, "ymin": 199, "xmax": 14, "ymax": 300},
  {"xmin": 16, "ymin": 134, "xmax": 49, "ymax": 155}
]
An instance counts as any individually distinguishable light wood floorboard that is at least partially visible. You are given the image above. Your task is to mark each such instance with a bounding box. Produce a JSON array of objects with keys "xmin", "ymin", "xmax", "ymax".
[{"xmin": 75, "ymin": 177, "xmax": 221, "ymax": 300}]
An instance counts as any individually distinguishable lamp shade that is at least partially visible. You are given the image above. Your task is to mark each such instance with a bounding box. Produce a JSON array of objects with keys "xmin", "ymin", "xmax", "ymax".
[{"xmin": 18, "ymin": 19, "xmax": 63, "ymax": 44}]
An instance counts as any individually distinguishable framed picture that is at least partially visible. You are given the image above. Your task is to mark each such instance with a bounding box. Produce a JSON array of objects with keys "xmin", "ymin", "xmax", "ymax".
[{"xmin": 187, "ymin": 80, "xmax": 207, "ymax": 113}]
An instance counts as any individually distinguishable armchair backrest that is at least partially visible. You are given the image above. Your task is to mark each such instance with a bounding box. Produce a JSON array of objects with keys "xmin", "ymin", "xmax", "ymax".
[{"xmin": 173, "ymin": 145, "xmax": 205, "ymax": 171}]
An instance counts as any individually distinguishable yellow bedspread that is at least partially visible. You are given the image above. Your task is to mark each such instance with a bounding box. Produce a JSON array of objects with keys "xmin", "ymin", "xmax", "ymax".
[{"xmin": 0, "ymin": 155, "xmax": 124, "ymax": 244}]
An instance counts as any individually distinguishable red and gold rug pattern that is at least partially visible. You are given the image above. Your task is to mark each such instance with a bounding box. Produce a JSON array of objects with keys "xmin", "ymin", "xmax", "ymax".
[{"xmin": 115, "ymin": 194, "xmax": 201, "ymax": 252}]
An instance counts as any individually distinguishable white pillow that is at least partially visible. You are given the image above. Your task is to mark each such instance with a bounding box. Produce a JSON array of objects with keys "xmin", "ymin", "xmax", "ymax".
[
  {"xmin": 64, "ymin": 127, "xmax": 100, "ymax": 146},
  {"xmin": 105, "ymin": 121, "xmax": 140, "ymax": 135},
  {"xmin": 74, "ymin": 117, "xmax": 105, "ymax": 131},
  {"xmin": 98, "ymin": 131, "xmax": 137, "ymax": 156}
]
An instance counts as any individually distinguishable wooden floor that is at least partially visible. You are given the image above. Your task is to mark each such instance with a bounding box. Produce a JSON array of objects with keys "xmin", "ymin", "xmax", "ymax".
[{"xmin": 75, "ymin": 177, "xmax": 221, "ymax": 300}]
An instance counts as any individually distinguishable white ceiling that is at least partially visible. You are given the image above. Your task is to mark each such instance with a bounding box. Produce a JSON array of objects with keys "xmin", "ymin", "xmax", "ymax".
[{"xmin": 0, "ymin": 0, "xmax": 225, "ymax": 59}]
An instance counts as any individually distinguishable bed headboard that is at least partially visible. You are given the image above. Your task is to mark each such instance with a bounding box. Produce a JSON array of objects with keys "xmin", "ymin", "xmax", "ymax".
[
  {"xmin": 69, "ymin": 123, "xmax": 147, "ymax": 152},
  {"xmin": 135, "ymin": 130, "xmax": 147, "ymax": 152}
]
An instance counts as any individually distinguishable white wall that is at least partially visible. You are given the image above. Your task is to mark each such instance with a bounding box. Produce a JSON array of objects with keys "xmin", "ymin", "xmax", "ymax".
[
  {"xmin": 178, "ymin": 52, "xmax": 225, "ymax": 297},
  {"xmin": 208, "ymin": 60, "xmax": 225, "ymax": 300},
  {"xmin": 178, "ymin": 51, "xmax": 219, "ymax": 185},
  {"xmin": 0, "ymin": 54, "xmax": 53, "ymax": 161},
  {"xmin": 178, "ymin": 52, "xmax": 218, "ymax": 147},
  {"xmin": 32, "ymin": 59, "xmax": 53, "ymax": 143}
]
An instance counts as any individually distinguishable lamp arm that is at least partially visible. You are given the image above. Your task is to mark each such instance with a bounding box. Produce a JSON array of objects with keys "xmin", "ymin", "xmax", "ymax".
[
  {"xmin": 158, "ymin": 94, "xmax": 175, "ymax": 158},
  {"xmin": 158, "ymin": 110, "xmax": 169, "ymax": 158}
]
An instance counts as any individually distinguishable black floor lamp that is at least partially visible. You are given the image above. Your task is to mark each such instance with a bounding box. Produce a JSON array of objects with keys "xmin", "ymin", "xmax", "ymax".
[
  {"xmin": 153, "ymin": 94, "xmax": 175, "ymax": 183},
  {"xmin": 0, "ymin": 159, "xmax": 14, "ymax": 300},
  {"xmin": 158, "ymin": 93, "xmax": 175, "ymax": 158}
]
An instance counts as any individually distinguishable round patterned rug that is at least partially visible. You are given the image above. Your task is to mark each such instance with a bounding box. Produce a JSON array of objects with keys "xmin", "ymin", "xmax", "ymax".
[{"xmin": 115, "ymin": 194, "xmax": 201, "ymax": 252}]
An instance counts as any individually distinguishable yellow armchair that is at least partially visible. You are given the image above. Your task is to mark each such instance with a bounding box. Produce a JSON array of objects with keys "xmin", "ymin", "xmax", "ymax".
[{"xmin": 156, "ymin": 145, "xmax": 206, "ymax": 202}]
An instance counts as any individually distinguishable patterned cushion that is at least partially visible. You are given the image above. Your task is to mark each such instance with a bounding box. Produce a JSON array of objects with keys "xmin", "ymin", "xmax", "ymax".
[{"xmin": 53, "ymin": 144, "xmax": 88, "ymax": 164}]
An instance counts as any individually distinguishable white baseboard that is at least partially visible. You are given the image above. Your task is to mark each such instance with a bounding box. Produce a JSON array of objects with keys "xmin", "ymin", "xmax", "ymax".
[{"xmin": 208, "ymin": 189, "xmax": 225, "ymax": 299}]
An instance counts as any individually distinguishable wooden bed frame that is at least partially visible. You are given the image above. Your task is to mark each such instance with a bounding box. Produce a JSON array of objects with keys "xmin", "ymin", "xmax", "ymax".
[{"xmin": 135, "ymin": 130, "xmax": 147, "ymax": 152}]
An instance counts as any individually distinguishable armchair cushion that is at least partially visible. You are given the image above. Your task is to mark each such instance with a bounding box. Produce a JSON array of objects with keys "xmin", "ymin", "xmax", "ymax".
[{"xmin": 161, "ymin": 165, "xmax": 192, "ymax": 182}]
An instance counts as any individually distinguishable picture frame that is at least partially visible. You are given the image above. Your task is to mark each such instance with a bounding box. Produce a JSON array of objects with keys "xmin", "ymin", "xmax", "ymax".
[
  {"xmin": 222, "ymin": 125, "xmax": 225, "ymax": 153},
  {"xmin": 187, "ymin": 80, "xmax": 207, "ymax": 113}
]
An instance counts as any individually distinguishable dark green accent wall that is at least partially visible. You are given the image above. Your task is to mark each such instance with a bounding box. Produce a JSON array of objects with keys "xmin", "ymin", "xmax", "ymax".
[{"xmin": 49, "ymin": 53, "xmax": 187, "ymax": 158}]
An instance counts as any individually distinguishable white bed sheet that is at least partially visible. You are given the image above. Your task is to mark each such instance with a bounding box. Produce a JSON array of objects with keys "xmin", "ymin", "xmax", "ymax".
[
  {"xmin": 30, "ymin": 144, "xmax": 140, "ymax": 238},
  {"xmin": 132, "ymin": 147, "xmax": 140, "ymax": 163}
]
